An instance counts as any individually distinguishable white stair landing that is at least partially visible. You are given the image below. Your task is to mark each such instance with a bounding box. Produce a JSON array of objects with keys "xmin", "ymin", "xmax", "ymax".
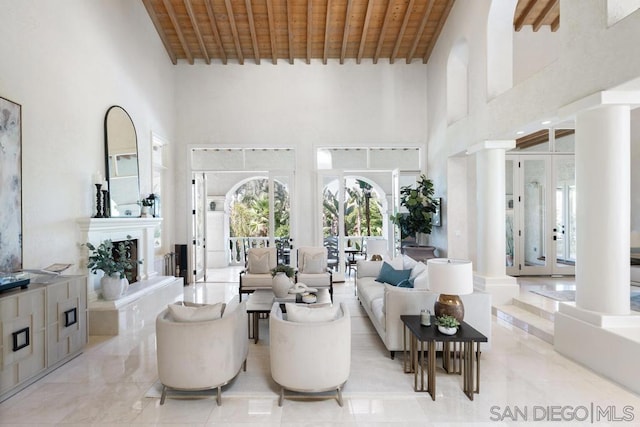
[
  {"xmin": 494, "ymin": 303, "xmax": 555, "ymax": 344},
  {"xmin": 89, "ymin": 276, "xmax": 183, "ymax": 335}
]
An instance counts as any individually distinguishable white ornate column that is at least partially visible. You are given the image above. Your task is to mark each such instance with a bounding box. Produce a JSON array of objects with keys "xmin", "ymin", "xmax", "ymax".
[
  {"xmin": 554, "ymin": 91, "xmax": 640, "ymax": 395},
  {"xmin": 467, "ymin": 140, "xmax": 518, "ymax": 305}
]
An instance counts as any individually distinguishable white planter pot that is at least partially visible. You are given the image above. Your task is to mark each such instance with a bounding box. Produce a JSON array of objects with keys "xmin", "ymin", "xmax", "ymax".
[
  {"xmin": 415, "ymin": 232, "xmax": 429, "ymax": 246},
  {"xmin": 141, "ymin": 206, "xmax": 151, "ymax": 218},
  {"xmin": 101, "ymin": 273, "xmax": 128, "ymax": 300},
  {"xmin": 438, "ymin": 325, "xmax": 458, "ymax": 335},
  {"xmin": 272, "ymin": 272, "xmax": 292, "ymax": 298}
]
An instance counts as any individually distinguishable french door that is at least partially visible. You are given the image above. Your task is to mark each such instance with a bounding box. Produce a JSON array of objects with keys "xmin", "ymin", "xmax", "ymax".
[
  {"xmin": 191, "ymin": 173, "xmax": 207, "ymax": 283},
  {"xmin": 506, "ymin": 155, "xmax": 576, "ymax": 276}
]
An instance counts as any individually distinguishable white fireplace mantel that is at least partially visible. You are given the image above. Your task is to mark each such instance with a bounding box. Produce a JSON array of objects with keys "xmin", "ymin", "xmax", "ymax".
[{"xmin": 77, "ymin": 217, "xmax": 162, "ymax": 301}]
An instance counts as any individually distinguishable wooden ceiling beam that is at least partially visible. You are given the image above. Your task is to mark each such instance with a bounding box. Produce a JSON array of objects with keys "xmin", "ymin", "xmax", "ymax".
[
  {"xmin": 266, "ymin": 0, "xmax": 278, "ymax": 64},
  {"xmin": 287, "ymin": 0, "xmax": 295, "ymax": 64},
  {"xmin": 514, "ymin": 0, "xmax": 536, "ymax": 31},
  {"xmin": 390, "ymin": 0, "xmax": 415, "ymax": 63},
  {"xmin": 224, "ymin": 0, "xmax": 244, "ymax": 64},
  {"xmin": 307, "ymin": 0, "xmax": 313, "ymax": 64},
  {"xmin": 323, "ymin": 0, "xmax": 333, "ymax": 64},
  {"xmin": 204, "ymin": 0, "xmax": 227, "ymax": 64},
  {"xmin": 423, "ymin": 0, "xmax": 454, "ymax": 63},
  {"xmin": 532, "ymin": 0, "xmax": 557, "ymax": 31},
  {"xmin": 406, "ymin": 0, "xmax": 435, "ymax": 63},
  {"xmin": 245, "ymin": 0, "xmax": 261, "ymax": 64},
  {"xmin": 162, "ymin": 0, "xmax": 194, "ymax": 64},
  {"xmin": 340, "ymin": 0, "xmax": 354, "ymax": 64},
  {"xmin": 551, "ymin": 14, "xmax": 560, "ymax": 32},
  {"xmin": 374, "ymin": 0, "xmax": 396, "ymax": 64},
  {"xmin": 142, "ymin": 0, "xmax": 177, "ymax": 64},
  {"xmin": 356, "ymin": 0, "xmax": 374, "ymax": 64},
  {"xmin": 184, "ymin": 0, "xmax": 210, "ymax": 64}
]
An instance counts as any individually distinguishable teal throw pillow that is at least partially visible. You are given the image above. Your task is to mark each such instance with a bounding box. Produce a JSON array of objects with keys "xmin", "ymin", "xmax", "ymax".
[
  {"xmin": 396, "ymin": 278, "xmax": 414, "ymax": 288},
  {"xmin": 375, "ymin": 261, "xmax": 412, "ymax": 287}
]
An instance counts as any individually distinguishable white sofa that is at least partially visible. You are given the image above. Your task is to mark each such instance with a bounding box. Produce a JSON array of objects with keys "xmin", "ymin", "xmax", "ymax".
[
  {"xmin": 356, "ymin": 260, "xmax": 492, "ymax": 358},
  {"xmin": 155, "ymin": 298, "xmax": 248, "ymax": 405}
]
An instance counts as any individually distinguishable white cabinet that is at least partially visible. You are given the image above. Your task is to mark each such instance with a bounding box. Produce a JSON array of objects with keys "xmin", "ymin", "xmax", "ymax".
[
  {"xmin": 0, "ymin": 285, "xmax": 46, "ymax": 397},
  {"xmin": 46, "ymin": 276, "xmax": 87, "ymax": 367},
  {"xmin": 0, "ymin": 276, "xmax": 87, "ymax": 402}
]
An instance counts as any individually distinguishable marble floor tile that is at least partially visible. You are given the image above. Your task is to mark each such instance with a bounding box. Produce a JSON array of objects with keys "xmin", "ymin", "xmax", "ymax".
[{"xmin": 1, "ymin": 273, "xmax": 639, "ymax": 426}]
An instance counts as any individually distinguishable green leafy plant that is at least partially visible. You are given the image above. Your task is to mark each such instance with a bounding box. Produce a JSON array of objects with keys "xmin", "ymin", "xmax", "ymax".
[
  {"xmin": 390, "ymin": 174, "xmax": 437, "ymax": 239},
  {"xmin": 435, "ymin": 314, "xmax": 460, "ymax": 329},
  {"xmin": 270, "ymin": 264, "xmax": 295, "ymax": 278},
  {"xmin": 85, "ymin": 236, "xmax": 142, "ymax": 278}
]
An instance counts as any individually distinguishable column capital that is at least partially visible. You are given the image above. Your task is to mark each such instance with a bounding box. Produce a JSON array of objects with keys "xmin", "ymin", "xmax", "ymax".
[
  {"xmin": 558, "ymin": 90, "xmax": 640, "ymax": 118},
  {"xmin": 466, "ymin": 140, "xmax": 515, "ymax": 155}
]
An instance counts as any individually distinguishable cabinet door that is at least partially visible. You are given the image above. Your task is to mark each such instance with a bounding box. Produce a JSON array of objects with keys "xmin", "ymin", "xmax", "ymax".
[
  {"xmin": 47, "ymin": 277, "xmax": 88, "ymax": 367},
  {"xmin": 0, "ymin": 287, "xmax": 46, "ymax": 395}
]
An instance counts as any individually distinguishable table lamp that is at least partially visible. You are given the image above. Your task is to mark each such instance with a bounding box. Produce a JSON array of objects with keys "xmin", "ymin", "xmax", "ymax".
[{"xmin": 427, "ymin": 258, "xmax": 474, "ymax": 323}]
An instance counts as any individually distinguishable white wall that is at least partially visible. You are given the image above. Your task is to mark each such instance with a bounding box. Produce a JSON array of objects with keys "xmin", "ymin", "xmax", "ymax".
[
  {"xmin": 174, "ymin": 63, "xmax": 428, "ymax": 247},
  {"xmin": 426, "ymin": 0, "xmax": 640, "ymax": 262},
  {"xmin": 0, "ymin": 0, "xmax": 175, "ymax": 273}
]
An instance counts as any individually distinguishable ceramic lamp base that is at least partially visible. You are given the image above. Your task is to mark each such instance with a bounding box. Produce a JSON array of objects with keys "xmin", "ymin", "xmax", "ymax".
[{"xmin": 434, "ymin": 294, "xmax": 465, "ymax": 323}]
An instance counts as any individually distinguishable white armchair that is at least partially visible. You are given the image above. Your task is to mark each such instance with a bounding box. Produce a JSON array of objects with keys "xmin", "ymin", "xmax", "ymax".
[
  {"xmin": 269, "ymin": 302, "xmax": 351, "ymax": 406},
  {"xmin": 155, "ymin": 298, "xmax": 248, "ymax": 405},
  {"xmin": 296, "ymin": 246, "xmax": 333, "ymax": 301},
  {"xmin": 239, "ymin": 247, "xmax": 278, "ymax": 300}
]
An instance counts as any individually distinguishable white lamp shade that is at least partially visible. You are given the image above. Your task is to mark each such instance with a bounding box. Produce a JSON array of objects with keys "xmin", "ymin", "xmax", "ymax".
[
  {"xmin": 427, "ymin": 258, "xmax": 474, "ymax": 295},
  {"xmin": 365, "ymin": 239, "xmax": 388, "ymax": 258}
]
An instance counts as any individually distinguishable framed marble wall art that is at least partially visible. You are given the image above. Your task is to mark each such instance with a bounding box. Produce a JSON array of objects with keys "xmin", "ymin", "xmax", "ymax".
[{"xmin": 0, "ymin": 96, "xmax": 22, "ymax": 273}]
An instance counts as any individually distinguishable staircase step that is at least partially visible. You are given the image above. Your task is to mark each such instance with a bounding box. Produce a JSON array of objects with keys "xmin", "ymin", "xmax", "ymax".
[
  {"xmin": 512, "ymin": 297, "xmax": 556, "ymax": 322},
  {"xmin": 493, "ymin": 304, "xmax": 554, "ymax": 345}
]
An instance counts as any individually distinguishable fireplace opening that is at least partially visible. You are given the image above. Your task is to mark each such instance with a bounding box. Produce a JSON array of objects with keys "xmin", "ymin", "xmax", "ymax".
[{"xmin": 112, "ymin": 239, "xmax": 139, "ymax": 284}]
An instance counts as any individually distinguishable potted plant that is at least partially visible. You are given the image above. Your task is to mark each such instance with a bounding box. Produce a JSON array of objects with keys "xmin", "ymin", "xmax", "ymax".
[
  {"xmin": 140, "ymin": 195, "xmax": 154, "ymax": 217},
  {"xmin": 85, "ymin": 236, "xmax": 141, "ymax": 300},
  {"xmin": 390, "ymin": 174, "xmax": 437, "ymax": 246},
  {"xmin": 270, "ymin": 264, "xmax": 295, "ymax": 298},
  {"xmin": 435, "ymin": 314, "xmax": 460, "ymax": 335}
]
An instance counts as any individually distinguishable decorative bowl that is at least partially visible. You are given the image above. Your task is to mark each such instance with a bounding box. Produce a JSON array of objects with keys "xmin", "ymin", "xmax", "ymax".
[{"xmin": 302, "ymin": 293, "xmax": 317, "ymax": 304}]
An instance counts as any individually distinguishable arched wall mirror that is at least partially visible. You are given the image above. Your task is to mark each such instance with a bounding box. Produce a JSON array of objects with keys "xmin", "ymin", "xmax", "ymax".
[{"xmin": 104, "ymin": 105, "xmax": 141, "ymax": 217}]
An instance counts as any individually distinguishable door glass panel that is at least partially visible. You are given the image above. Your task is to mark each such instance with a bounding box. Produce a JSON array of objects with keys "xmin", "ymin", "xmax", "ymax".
[
  {"xmin": 505, "ymin": 159, "xmax": 515, "ymax": 269},
  {"xmin": 272, "ymin": 173, "xmax": 292, "ymax": 266},
  {"xmin": 193, "ymin": 173, "xmax": 206, "ymax": 282},
  {"xmin": 523, "ymin": 159, "xmax": 547, "ymax": 267},
  {"xmin": 322, "ymin": 175, "xmax": 342, "ymax": 274},
  {"xmin": 554, "ymin": 157, "xmax": 576, "ymax": 269}
]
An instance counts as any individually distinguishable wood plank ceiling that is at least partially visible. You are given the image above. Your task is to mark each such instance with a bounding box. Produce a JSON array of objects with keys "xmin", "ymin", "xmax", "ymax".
[{"xmin": 142, "ymin": 0, "xmax": 559, "ymax": 65}]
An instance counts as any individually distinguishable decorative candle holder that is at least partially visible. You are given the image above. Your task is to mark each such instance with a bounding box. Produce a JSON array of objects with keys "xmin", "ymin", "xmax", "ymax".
[
  {"xmin": 101, "ymin": 189, "xmax": 109, "ymax": 218},
  {"xmin": 94, "ymin": 183, "xmax": 103, "ymax": 218}
]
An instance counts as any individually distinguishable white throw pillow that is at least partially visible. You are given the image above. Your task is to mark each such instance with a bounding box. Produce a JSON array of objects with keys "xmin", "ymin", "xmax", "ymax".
[
  {"xmin": 410, "ymin": 261, "xmax": 427, "ymax": 280},
  {"xmin": 248, "ymin": 251, "xmax": 270, "ymax": 274},
  {"xmin": 402, "ymin": 254, "xmax": 418, "ymax": 270},
  {"xmin": 383, "ymin": 255, "xmax": 404, "ymax": 270},
  {"xmin": 412, "ymin": 269, "xmax": 429, "ymax": 289},
  {"xmin": 302, "ymin": 253, "xmax": 325, "ymax": 274},
  {"xmin": 168, "ymin": 301, "xmax": 225, "ymax": 322},
  {"xmin": 285, "ymin": 303, "xmax": 341, "ymax": 323}
]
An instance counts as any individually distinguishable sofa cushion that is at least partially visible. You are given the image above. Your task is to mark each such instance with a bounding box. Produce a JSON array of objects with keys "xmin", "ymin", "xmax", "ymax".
[
  {"xmin": 357, "ymin": 278, "xmax": 385, "ymax": 307},
  {"xmin": 168, "ymin": 301, "xmax": 225, "ymax": 322},
  {"xmin": 285, "ymin": 303, "xmax": 341, "ymax": 323},
  {"xmin": 302, "ymin": 252, "xmax": 325, "ymax": 273},
  {"xmin": 370, "ymin": 297, "xmax": 385, "ymax": 330},
  {"xmin": 248, "ymin": 251, "xmax": 271, "ymax": 274},
  {"xmin": 375, "ymin": 262, "xmax": 412, "ymax": 286}
]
